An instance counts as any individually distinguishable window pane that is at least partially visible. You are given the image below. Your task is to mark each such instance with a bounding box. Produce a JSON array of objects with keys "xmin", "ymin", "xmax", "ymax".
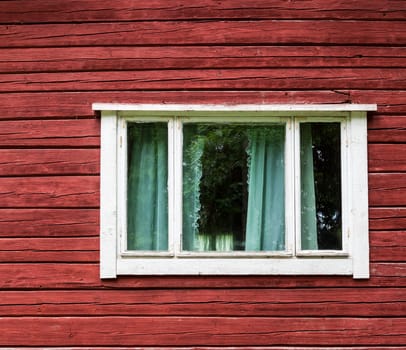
[
  {"xmin": 182, "ymin": 124, "xmax": 285, "ymax": 252},
  {"xmin": 127, "ymin": 123, "xmax": 168, "ymax": 251},
  {"xmin": 300, "ymin": 123, "xmax": 342, "ymax": 250}
]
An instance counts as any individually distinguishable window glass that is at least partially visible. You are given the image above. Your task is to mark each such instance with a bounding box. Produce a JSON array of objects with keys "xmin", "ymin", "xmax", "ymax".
[
  {"xmin": 300, "ymin": 122, "xmax": 342, "ymax": 250},
  {"xmin": 127, "ymin": 123, "xmax": 168, "ymax": 251},
  {"xmin": 182, "ymin": 123, "xmax": 285, "ymax": 252}
]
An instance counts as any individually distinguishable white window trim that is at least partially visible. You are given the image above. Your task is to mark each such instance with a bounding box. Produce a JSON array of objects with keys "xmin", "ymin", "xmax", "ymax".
[{"xmin": 94, "ymin": 103, "xmax": 376, "ymax": 279}]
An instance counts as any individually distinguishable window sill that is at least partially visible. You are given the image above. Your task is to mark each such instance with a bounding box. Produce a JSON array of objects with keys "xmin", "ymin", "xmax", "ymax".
[{"xmin": 116, "ymin": 257, "xmax": 354, "ymax": 276}]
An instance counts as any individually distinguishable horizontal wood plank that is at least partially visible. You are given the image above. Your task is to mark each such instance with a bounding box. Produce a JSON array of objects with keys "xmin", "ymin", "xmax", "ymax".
[
  {"xmin": 368, "ymin": 116, "xmax": 406, "ymax": 143},
  {"xmin": 1, "ymin": 0, "xmax": 405, "ymax": 23},
  {"xmin": 0, "ymin": 263, "xmax": 404, "ymax": 289},
  {"xmin": 369, "ymin": 173, "xmax": 406, "ymax": 207},
  {"xmin": 368, "ymin": 144, "xmax": 406, "ymax": 171},
  {"xmin": 0, "ymin": 209, "xmax": 98, "ymax": 237},
  {"xmin": 370, "ymin": 208, "xmax": 406, "ymax": 230},
  {"xmin": 0, "ymin": 119, "xmax": 99, "ymax": 146},
  {"xmin": 0, "ymin": 231, "xmax": 400, "ymax": 263},
  {"xmin": 0, "ymin": 174, "xmax": 402, "ymax": 209},
  {"xmin": 0, "ymin": 176, "xmax": 99, "ymax": 208},
  {"xmin": 0, "ymin": 288, "xmax": 404, "ymax": 317},
  {"xmin": 2, "ymin": 46, "xmax": 406, "ymax": 73},
  {"xmin": 1, "ymin": 69, "xmax": 405, "ymax": 92},
  {"xmin": 0, "ymin": 91, "xmax": 403, "ymax": 119},
  {"xmin": 0, "ymin": 316, "xmax": 404, "ymax": 346},
  {"xmin": 0, "ymin": 116, "xmax": 401, "ymax": 150},
  {"xmin": 2, "ymin": 21, "xmax": 406, "ymax": 48},
  {"xmin": 0, "ymin": 91, "xmax": 349, "ymax": 119},
  {"xmin": 370, "ymin": 231, "xmax": 406, "ymax": 262},
  {"xmin": 0, "ymin": 149, "xmax": 99, "ymax": 176},
  {"xmin": 0, "ymin": 237, "xmax": 98, "ymax": 263},
  {"xmin": 0, "ymin": 348, "xmax": 398, "ymax": 350}
]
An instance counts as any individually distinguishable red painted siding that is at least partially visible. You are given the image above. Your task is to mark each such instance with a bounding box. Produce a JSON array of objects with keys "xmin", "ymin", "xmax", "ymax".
[{"xmin": 0, "ymin": 1, "xmax": 405, "ymax": 348}]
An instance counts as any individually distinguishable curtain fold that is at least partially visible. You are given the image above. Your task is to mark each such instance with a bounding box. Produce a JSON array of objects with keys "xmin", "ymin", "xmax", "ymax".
[
  {"xmin": 245, "ymin": 127, "xmax": 285, "ymax": 251},
  {"xmin": 127, "ymin": 124, "xmax": 168, "ymax": 251},
  {"xmin": 300, "ymin": 124, "xmax": 318, "ymax": 250}
]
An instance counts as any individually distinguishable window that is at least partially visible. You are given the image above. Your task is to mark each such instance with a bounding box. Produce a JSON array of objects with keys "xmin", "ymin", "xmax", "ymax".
[{"xmin": 95, "ymin": 104, "xmax": 376, "ymax": 279}]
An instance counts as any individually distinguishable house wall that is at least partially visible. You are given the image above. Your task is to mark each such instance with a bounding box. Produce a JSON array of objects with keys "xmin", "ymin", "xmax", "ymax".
[{"xmin": 0, "ymin": 0, "xmax": 405, "ymax": 347}]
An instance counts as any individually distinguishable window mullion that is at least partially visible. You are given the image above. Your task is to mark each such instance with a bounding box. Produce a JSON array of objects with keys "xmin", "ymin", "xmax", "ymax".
[
  {"xmin": 170, "ymin": 117, "xmax": 183, "ymax": 256},
  {"xmin": 281, "ymin": 117, "xmax": 294, "ymax": 256},
  {"xmin": 293, "ymin": 117, "xmax": 301, "ymax": 256}
]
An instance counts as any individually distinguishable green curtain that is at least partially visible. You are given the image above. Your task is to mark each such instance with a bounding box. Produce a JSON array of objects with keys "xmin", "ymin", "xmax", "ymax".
[
  {"xmin": 182, "ymin": 123, "xmax": 316, "ymax": 252},
  {"xmin": 300, "ymin": 124, "xmax": 318, "ymax": 250},
  {"xmin": 182, "ymin": 125, "xmax": 235, "ymax": 252},
  {"xmin": 245, "ymin": 127, "xmax": 285, "ymax": 251},
  {"xmin": 127, "ymin": 124, "xmax": 168, "ymax": 251}
]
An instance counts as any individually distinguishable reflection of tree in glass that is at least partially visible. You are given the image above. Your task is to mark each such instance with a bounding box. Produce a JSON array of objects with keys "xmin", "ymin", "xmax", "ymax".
[
  {"xmin": 311, "ymin": 123, "xmax": 342, "ymax": 250},
  {"xmin": 197, "ymin": 125, "xmax": 248, "ymax": 248}
]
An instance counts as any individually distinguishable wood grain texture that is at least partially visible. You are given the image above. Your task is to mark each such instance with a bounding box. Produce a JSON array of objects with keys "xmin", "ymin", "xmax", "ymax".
[
  {"xmin": 369, "ymin": 173, "xmax": 406, "ymax": 207},
  {"xmin": 0, "ymin": 237, "xmax": 98, "ymax": 262},
  {"xmin": 2, "ymin": 46, "xmax": 406, "ymax": 73},
  {"xmin": 0, "ymin": 91, "xmax": 403, "ymax": 120},
  {"xmin": 0, "ymin": 316, "xmax": 404, "ymax": 346},
  {"xmin": 0, "ymin": 91, "xmax": 350, "ymax": 119},
  {"xmin": 0, "ymin": 1, "xmax": 404, "ymax": 348},
  {"xmin": 0, "ymin": 348, "xmax": 398, "ymax": 350},
  {"xmin": 369, "ymin": 144, "xmax": 406, "ymax": 172},
  {"xmin": 2, "ymin": 69, "xmax": 405, "ymax": 92},
  {"xmin": 370, "ymin": 231, "xmax": 406, "ymax": 262},
  {"xmin": 368, "ymin": 116, "xmax": 406, "ymax": 143},
  {"xmin": 0, "ymin": 288, "xmax": 404, "ymax": 317},
  {"xmin": 0, "ymin": 209, "xmax": 98, "ymax": 237},
  {"xmin": 0, "ymin": 149, "xmax": 99, "ymax": 176},
  {"xmin": 0, "ymin": 263, "xmax": 404, "ymax": 289},
  {"xmin": 370, "ymin": 208, "xmax": 406, "ymax": 230},
  {"xmin": 0, "ymin": 119, "xmax": 99, "ymax": 146},
  {"xmin": 0, "ymin": 177, "xmax": 99, "ymax": 208},
  {"xmin": 1, "ymin": 0, "xmax": 405, "ymax": 23},
  {"xmin": 2, "ymin": 21, "xmax": 406, "ymax": 48},
  {"xmin": 0, "ymin": 173, "xmax": 402, "ymax": 208},
  {"xmin": 0, "ymin": 231, "xmax": 400, "ymax": 263}
]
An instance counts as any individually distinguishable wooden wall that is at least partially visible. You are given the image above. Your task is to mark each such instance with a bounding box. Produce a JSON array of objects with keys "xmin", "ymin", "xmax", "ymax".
[{"xmin": 0, "ymin": 0, "xmax": 405, "ymax": 347}]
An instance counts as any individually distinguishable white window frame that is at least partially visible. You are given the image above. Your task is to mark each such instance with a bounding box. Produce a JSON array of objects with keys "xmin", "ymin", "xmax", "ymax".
[{"xmin": 94, "ymin": 103, "xmax": 376, "ymax": 279}]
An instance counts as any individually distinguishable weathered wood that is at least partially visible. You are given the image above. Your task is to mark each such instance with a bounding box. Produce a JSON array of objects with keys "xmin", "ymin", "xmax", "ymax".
[
  {"xmin": 2, "ymin": 46, "xmax": 406, "ymax": 73},
  {"xmin": 0, "ymin": 149, "xmax": 99, "ymax": 176},
  {"xmin": 1, "ymin": 0, "xmax": 405, "ymax": 23},
  {"xmin": 369, "ymin": 144, "xmax": 406, "ymax": 171},
  {"xmin": 0, "ymin": 91, "xmax": 349, "ymax": 119},
  {"xmin": 0, "ymin": 237, "xmax": 98, "ymax": 263},
  {"xmin": 0, "ymin": 92, "xmax": 404, "ymax": 120},
  {"xmin": 370, "ymin": 231, "xmax": 406, "ymax": 262},
  {"xmin": 370, "ymin": 208, "xmax": 406, "ymax": 230},
  {"xmin": 2, "ymin": 69, "xmax": 405, "ymax": 92},
  {"xmin": 371, "ymin": 245, "xmax": 406, "ymax": 262},
  {"xmin": 0, "ymin": 316, "xmax": 404, "ymax": 346},
  {"xmin": 0, "ymin": 232, "xmax": 398, "ymax": 263},
  {"xmin": 351, "ymin": 91, "xmax": 406, "ymax": 114},
  {"xmin": 0, "ymin": 288, "xmax": 404, "ymax": 317},
  {"xmin": 0, "ymin": 348, "xmax": 397, "ymax": 350},
  {"xmin": 369, "ymin": 174, "xmax": 406, "ymax": 207},
  {"xmin": 0, "ymin": 209, "xmax": 98, "ymax": 237},
  {"xmin": 0, "ymin": 1, "xmax": 403, "ymax": 348},
  {"xmin": 0, "ymin": 263, "xmax": 404, "ymax": 289},
  {"xmin": 0, "ymin": 177, "xmax": 99, "ymax": 208},
  {"xmin": 0, "ymin": 119, "xmax": 99, "ymax": 146},
  {"xmin": 2, "ymin": 21, "xmax": 406, "ymax": 48},
  {"xmin": 368, "ymin": 116, "xmax": 406, "ymax": 143},
  {"xmin": 0, "ymin": 173, "xmax": 401, "ymax": 210}
]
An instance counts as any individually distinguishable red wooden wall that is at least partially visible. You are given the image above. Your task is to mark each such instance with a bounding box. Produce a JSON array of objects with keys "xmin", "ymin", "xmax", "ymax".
[{"xmin": 0, "ymin": 0, "xmax": 405, "ymax": 347}]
